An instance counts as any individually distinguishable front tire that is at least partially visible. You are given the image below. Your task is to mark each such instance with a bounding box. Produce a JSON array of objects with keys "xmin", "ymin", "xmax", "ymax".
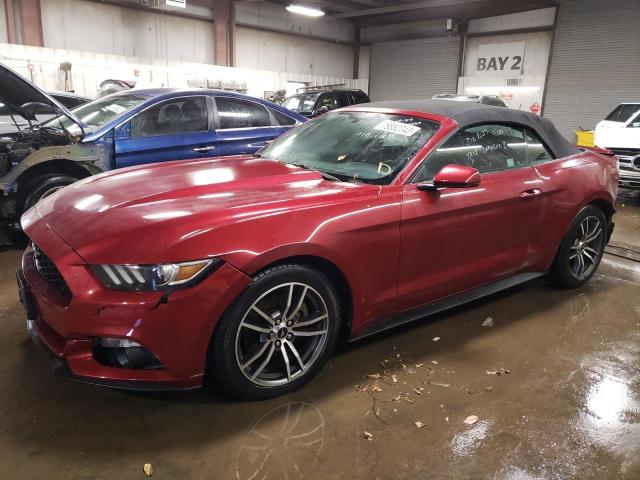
[
  {"xmin": 23, "ymin": 174, "xmax": 80, "ymax": 212},
  {"xmin": 211, "ymin": 264, "xmax": 341, "ymax": 400},
  {"xmin": 549, "ymin": 205, "xmax": 607, "ymax": 288}
]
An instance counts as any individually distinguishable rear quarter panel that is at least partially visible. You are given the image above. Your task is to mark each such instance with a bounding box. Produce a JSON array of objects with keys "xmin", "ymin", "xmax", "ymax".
[{"xmin": 532, "ymin": 149, "xmax": 617, "ymax": 269}]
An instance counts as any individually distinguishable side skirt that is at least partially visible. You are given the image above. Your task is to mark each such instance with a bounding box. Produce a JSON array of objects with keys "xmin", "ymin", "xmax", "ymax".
[{"xmin": 350, "ymin": 272, "xmax": 545, "ymax": 341}]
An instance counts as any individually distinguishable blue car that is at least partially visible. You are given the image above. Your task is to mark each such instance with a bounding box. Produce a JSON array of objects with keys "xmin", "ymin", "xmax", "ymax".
[{"xmin": 0, "ymin": 63, "xmax": 306, "ymax": 230}]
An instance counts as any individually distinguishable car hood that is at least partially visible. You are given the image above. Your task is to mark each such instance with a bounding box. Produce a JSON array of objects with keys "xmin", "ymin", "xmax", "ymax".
[
  {"xmin": 28, "ymin": 156, "xmax": 368, "ymax": 264},
  {"xmin": 0, "ymin": 63, "xmax": 85, "ymax": 127}
]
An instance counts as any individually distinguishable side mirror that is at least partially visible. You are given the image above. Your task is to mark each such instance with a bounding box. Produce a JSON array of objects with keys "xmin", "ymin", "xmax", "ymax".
[
  {"xmin": 115, "ymin": 121, "xmax": 132, "ymax": 140},
  {"xmin": 629, "ymin": 122, "xmax": 640, "ymax": 128},
  {"xmin": 417, "ymin": 164, "xmax": 481, "ymax": 191}
]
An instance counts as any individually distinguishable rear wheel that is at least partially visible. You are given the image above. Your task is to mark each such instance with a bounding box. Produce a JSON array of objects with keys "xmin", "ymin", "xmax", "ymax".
[
  {"xmin": 549, "ymin": 205, "xmax": 607, "ymax": 288},
  {"xmin": 211, "ymin": 264, "xmax": 340, "ymax": 400},
  {"xmin": 22, "ymin": 174, "xmax": 80, "ymax": 212}
]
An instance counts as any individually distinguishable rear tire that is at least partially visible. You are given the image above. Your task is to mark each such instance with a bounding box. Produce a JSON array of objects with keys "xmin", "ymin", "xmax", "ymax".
[
  {"xmin": 22, "ymin": 174, "xmax": 80, "ymax": 213},
  {"xmin": 210, "ymin": 264, "xmax": 340, "ymax": 400},
  {"xmin": 549, "ymin": 205, "xmax": 607, "ymax": 289}
]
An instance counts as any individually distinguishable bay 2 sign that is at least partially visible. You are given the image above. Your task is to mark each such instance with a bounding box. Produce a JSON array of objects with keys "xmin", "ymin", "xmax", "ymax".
[{"xmin": 476, "ymin": 42, "xmax": 525, "ymax": 75}]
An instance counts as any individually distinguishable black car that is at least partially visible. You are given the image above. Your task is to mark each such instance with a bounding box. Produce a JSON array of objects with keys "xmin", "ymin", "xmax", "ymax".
[
  {"xmin": 283, "ymin": 87, "xmax": 370, "ymax": 118},
  {"xmin": 432, "ymin": 94, "xmax": 508, "ymax": 108}
]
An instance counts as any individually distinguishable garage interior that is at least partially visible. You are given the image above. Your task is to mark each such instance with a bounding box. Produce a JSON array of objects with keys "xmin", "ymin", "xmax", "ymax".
[{"xmin": 1, "ymin": 0, "xmax": 639, "ymax": 479}]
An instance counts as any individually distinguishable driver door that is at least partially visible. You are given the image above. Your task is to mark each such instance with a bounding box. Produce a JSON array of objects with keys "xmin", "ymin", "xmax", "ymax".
[{"xmin": 396, "ymin": 123, "xmax": 545, "ymax": 312}]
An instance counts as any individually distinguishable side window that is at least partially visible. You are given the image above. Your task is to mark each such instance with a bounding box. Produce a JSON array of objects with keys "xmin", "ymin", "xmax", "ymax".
[
  {"xmin": 525, "ymin": 129, "xmax": 554, "ymax": 164},
  {"xmin": 269, "ymin": 108, "xmax": 296, "ymax": 126},
  {"xmin": 131, "ymin": 97, "xmax": 208, "ymax": 137},
  {"xmin": 317, "ymin": 93, "xmax": 338, "ymax": 111},
  {"xmin": 215, "ymin": 97, "xmax": 270, "ymax": 129},
  {"xmin": 415, "ymin": 124, "xmax": 527, "ymax": 182},
  {"xmin": 335, "ymin": 91, "xmax": 350, "ymax": 108},
  {"xmin": 354, "ymin": 91, "xmax": 370, "ymax": 104}
]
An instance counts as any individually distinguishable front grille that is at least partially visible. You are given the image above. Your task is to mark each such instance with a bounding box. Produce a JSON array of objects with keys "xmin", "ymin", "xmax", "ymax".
[
  {"xmin": 32, "ymin": 243, "xmax": 72, "ymax": 298},
  {"xmin": 609, "ymin": 147, "xmax": 640, "ymax": 157}
]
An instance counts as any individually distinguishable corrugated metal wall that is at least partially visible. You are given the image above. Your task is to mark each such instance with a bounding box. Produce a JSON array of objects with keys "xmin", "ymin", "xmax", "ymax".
[
  {"xmin": 369, "ymin": 36, "xmax": 461, "ymax": 101},
  {"xmin": 543, "ymin": 0, "xmax": 640, "ymax": 141}
]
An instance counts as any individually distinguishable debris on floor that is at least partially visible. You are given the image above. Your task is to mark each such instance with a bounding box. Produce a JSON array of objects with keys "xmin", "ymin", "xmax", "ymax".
[
  {"xmin": 486, "ymin": 368, "xmax": 510, "ymax": 376},
  {"xmin": 415, "ymin": 421, "xmax": 426, "ymax": 428},
  {"xmin": 143, "ymin": 463, "xmax": 154, "ymax": 477},
  {"xmin": 464, "ymin": 415, "xmax": 479, "ymax": 425},
  {"xmin": 363, "ymin": 431, "xmax": 374, "ymax": 441},
  {"xmin": 482, "ymin": 317, "xmax": 494, "ymax": 327},
  {"xmin": 433, "ymin": 337, "xmax": 440, "ymax": 341}
]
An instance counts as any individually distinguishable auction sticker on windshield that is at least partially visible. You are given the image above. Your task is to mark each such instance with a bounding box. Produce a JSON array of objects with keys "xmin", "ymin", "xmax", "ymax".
[
  {"xmin": 374, "ymin": 119, "xmax": 421, "ymax": 137},
  {"xmin": 105, "ymin": 104, "xmax": 127, "ymax": 114}
]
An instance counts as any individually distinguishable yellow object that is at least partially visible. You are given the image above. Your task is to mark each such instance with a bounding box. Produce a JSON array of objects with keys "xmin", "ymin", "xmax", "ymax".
[{"xmin": 576, "ymin": 129, "xmax": 595, "ymax": 147}]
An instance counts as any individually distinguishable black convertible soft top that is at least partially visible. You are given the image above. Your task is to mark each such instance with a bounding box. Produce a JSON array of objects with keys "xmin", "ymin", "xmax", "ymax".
[{"xmin": 359, "ymin": 99, "xmax": 580, "ymax": 159}]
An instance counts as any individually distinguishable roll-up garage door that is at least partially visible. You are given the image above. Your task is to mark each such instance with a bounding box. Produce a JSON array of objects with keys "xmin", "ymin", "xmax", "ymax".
[
  {"xmin": 369, "ymin": 36, "xmax": 461, "ymax": 101},
  {"xmin": 543, "ymin": 0, "xmax": 640, "ymax": 141}
]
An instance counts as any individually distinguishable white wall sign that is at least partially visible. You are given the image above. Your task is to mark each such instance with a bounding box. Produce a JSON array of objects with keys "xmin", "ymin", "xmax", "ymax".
[
  {"xmin": 475, "ymin": 41, "xmax": 525, "ymax": 76},
  {"xmin": 165, "ymin": 0, "xmax": 186, "ymax": 8}
]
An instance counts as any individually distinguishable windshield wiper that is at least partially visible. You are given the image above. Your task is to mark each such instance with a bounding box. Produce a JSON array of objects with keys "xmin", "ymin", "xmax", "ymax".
[{"xmin": 287, "ymin": 162, "xmax": 342, "ymax": 182}]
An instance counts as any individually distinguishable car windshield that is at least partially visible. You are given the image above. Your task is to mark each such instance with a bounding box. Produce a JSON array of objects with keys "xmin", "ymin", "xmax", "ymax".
[
  {"xmin": 283, "ymin": 93, "xmax": 320, "ymax": 114},
  {"xmin": 42, "ymin": 93, "xmax": 148, "ymax": 134},
  {"xmin": 259, "ymin": 111, "xmax": 440, "ymax": 184},
  {"xmin": 605, "ymin": 104, "xmax": 640, "ymax": 123}
]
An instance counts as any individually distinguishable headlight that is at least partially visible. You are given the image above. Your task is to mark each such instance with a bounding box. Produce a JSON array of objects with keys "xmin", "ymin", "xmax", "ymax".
[{"xmin": 91, "ymin": 259, "xmax": 220, "ymax": 291}]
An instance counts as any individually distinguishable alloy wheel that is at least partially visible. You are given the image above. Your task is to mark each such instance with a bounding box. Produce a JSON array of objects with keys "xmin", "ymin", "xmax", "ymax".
[
  {"xmin": 569, "ymin": 215, "xmax": 604, "ymax": 280},
  {"xmin": 235, "ymin": 282, "xmax": 330, "ymax": 387}
]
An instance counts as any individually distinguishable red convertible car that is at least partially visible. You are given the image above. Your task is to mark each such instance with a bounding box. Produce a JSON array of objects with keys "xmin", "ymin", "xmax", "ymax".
[{"xmin": 18, "ymin": 100, "xmax": 618, "ymax": 399}]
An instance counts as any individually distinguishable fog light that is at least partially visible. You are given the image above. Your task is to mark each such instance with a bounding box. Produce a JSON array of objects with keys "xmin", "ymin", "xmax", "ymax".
[{"xmin": 93, "ymin": 338, "xmax": 164, "ymax": 370}]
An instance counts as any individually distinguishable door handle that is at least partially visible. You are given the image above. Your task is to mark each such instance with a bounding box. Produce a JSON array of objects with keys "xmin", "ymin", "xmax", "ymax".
[
  {"xmin": 520, "ymin": 188, "xmax": 542, "ymax": 198},
  {"xmin": 193, "ymin": 145, "xmax": 216, "ymax": 153}
]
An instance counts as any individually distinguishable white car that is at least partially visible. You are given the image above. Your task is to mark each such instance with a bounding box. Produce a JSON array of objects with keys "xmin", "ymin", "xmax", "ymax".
[{"xmin": 594, "ymin": 103, "xmax": 640, "ymax": 190}]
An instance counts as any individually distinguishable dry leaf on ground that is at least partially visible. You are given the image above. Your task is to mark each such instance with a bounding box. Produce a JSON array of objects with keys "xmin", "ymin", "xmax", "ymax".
[{"xmin": 464, "ymin": 415, "xmax": 479, "ymax": 425}]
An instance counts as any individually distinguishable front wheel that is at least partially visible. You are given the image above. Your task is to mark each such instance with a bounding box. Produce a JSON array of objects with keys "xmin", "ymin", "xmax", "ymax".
[
  {"xmin": 549, "ymin": 205, "xmax": 607, "ymax": 288},
  {"xmin": 211, "ymin": 264, "xmax": 341, "ymax": 400},
  {"xmin": 22, "ymin": 174, "xmax": 81, "ymax": 212}
]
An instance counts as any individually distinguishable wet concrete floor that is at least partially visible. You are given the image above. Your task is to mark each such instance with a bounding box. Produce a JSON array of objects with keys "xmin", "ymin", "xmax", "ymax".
[{"xmin": 0, "ymin": 196, "xmax": 639, "ymax": 479}]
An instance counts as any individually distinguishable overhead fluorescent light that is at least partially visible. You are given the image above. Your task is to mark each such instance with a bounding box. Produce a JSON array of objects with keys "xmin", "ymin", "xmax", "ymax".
[{"xmin": 286, "ymin": 4, "xmax": 325, "ymax": 17}]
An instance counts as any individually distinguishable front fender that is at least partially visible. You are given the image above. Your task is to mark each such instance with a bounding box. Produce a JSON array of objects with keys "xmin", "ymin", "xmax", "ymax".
[{"xmin": 0, "ymin": 141, "xmax": 112, "ymax": 193}]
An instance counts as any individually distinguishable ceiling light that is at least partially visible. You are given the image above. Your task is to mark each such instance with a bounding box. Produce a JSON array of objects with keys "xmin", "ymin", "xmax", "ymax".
[{"xmin": 286, "ymin": 4, "xmax": 325, "ymax": 17}]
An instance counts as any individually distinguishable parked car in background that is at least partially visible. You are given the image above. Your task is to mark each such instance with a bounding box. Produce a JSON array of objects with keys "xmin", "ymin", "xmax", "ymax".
[
  {"xmin": 98, "ymin": 79, "xmax": 136, "ymax": 98},
  {"xmin": 47, "ymin": 91, "xmax": 91, "ymax": 109},
  {"xmin": 19, "ymin": 100, "xmax": 617, "ymax": 399},
  {"xmin": 433, "ymin": 94, "xmax": 508, "ymax": 108},
  {"xmin": 283, "ymin": 87, "xmax": 370, "ymax": 118},
  {"xmin": 594, "ymin": 102, "xmax": 640, "ymax": 190},
  {"xmin": 0, "ymin": 63, "xmax": 306, "ymax": 230}
]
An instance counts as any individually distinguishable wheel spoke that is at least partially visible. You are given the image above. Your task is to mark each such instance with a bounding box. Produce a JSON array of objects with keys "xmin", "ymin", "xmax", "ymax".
[
  {"xmin": 569, "ymin": 253, "xmax": 579, "ymax": 260},
  {"xmin": 585, "ymin": 246, "xmax": 598, "ymax": 256},
  {"xmin": 294, "ymin": 313, "xmax": 327, "ymax": 328},
  {"xmin": 577, "ymin": 253, "xmax": 585, "ymax": 276},
  {"xmin": 584, "ymin": 226, "xmax": 602, "ymax": 244},
  {"xmin": 252, "ymin": 306, "xmax": 275, "ymax": 326},
  {"xmin": 242, "ymin": 341, "xmax": 271, "ymax": 370},
  {"xmin": 287, "ymin": 342, "xmax": 306, "ymax": 372},
  {"xmin": 281, "ymin": 344, "xmax": 292, "ymax": 381},
  {"xmin": 287, "ymin": 286, "xmax": 308, "ymax": 322},
  {"xmin": 251, "ymin": 343, "xmax": 276, "ymax": 380},
  {"xmin": 241, "ymin": 322, "xmax": 271, "ymax": 334},
  {"xmin": 292, "ymin": 329, "xmax": 328, "ymax": 337},
  {"xmin": 282, "ymin": 284, "xmax": 294, "ymax": 321},
  {"xmin": 583, "ymin": 249, "xmax": 595, "ymax": 263}
]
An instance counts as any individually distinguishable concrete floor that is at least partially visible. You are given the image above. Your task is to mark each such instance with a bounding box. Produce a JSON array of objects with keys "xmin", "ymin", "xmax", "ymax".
[{"xmin": 1, "ymin": 194, "xmax": 639, "ymax": 480}]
